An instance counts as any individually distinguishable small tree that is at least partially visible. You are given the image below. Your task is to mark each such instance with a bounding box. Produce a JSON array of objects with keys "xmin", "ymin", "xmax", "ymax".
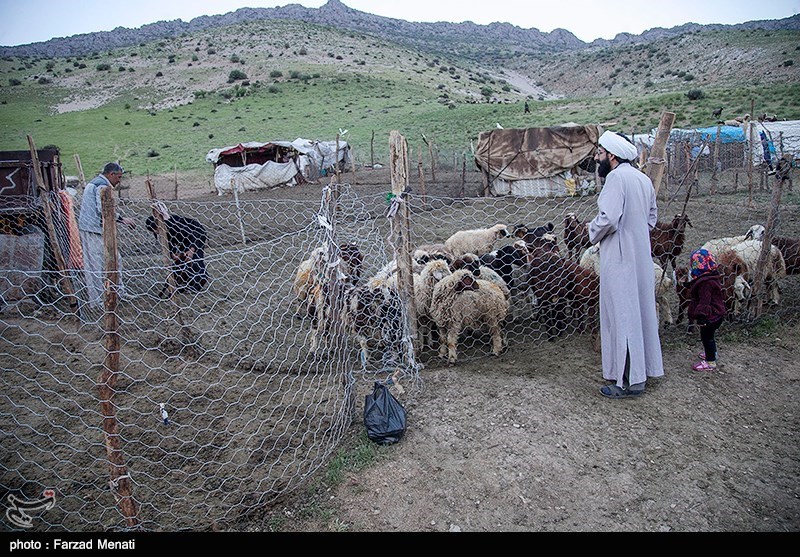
[
  {"xmin": 228, "ymin": 69, "xmax": 247, "ymax": 83},
  {"xmin": 686, "ymin": 89, "xmax": 705, "ymax": 100}
]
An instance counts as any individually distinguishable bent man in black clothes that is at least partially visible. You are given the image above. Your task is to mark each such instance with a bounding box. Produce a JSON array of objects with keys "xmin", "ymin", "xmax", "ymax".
[{"xmin": 145, "ymin": 214, "xmax": 209, "ymax": 294}]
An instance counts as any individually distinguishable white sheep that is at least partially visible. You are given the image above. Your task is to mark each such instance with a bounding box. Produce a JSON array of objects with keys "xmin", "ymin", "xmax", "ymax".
[
  {"xmin": 444, "ymin": 223, "xmax": 510, "ymax": 258},
  {"xmin": 293, "ymin": 246, "xmax": 326, "ymax": 317},
  {"xmin": 579, "ymin": 245, "xmax": 675, "ymax": 326},
  {"xmin": 430, "ymin": 269, "xmax": 510, "ymax": 364},
  {"xmin": 700, "ymin": 224, "xmax": 766, "ymax": 256},
  {"xmin": 413, "ymin": 258, "xmax": 452, "ymax": 350},
  {"xmin": 720, "ymin": 239, "xmax": 787, "ymax": 305}
]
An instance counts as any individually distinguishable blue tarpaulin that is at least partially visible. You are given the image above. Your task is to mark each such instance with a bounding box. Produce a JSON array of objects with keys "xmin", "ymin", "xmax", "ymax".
[{"xmin": 695, "ymin": 125, "xmax": 746, "ymax": 143}]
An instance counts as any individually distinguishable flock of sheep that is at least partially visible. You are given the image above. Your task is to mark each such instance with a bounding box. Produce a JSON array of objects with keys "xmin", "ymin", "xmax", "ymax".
[{"xmin": 292, "ymin": 214, "xmax": 799, "ymax": 366}]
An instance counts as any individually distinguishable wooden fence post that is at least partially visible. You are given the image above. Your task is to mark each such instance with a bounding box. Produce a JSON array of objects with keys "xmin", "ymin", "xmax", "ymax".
[
  {"xmin": 74, "ymin": 153, "xmax": 86, "ymax": 188},
  {"xmin": 389, "ymin": 131, "xmax": 418, "ymax": 355},
  {"xmin": 748, "ymin": 158, "xmax": 789, "ymax": 319},
  {"xmin": 99, "ymin": 186, "xmax": 139, "ymax": 529},
  {"xmin": 710, "ymin": 124, "xmax": 721, "ymax": 195},
  {"xmin": 27, "ymin": 135, "xmax": 79, "ymax": 315},
  {"xmin": 646, "ymin": 111, "xmax": 675, "ymax": 197}
]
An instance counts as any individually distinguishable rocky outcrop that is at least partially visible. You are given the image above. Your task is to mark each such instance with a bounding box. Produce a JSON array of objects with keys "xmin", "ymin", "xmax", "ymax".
[{"xmin": 2, "ymin": 1, "xmax": 797, "ymax": 59}]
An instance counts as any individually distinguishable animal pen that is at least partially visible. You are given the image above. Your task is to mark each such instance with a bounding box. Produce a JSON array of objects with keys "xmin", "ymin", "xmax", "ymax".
[{"xmin": 1, "ymin": 129, "xmax": 799, "ymax": 531}]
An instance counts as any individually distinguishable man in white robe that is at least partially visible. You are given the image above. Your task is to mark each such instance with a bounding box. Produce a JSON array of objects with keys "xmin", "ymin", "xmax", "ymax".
[{"xmin": 588, "ymin": 131, "xmax": 664, "ymax": 398}]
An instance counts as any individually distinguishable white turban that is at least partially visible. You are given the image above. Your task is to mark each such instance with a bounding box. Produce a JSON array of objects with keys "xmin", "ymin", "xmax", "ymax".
[{"xmin": 599, "ymin": 130, "xmax": 638, "ymax": 162}]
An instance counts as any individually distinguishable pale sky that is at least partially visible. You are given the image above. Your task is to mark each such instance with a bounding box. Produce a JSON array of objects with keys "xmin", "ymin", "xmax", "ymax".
[{"xmin": 0, "ymin": 0, "xmax": 798, "ymax": 46}]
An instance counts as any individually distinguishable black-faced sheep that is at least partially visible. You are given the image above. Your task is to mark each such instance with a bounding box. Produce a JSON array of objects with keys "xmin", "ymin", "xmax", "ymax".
[
  {"xmin": 342, "ymin": 275, "xmax": 405, "ymax": 368},
  {"xmin": 478, "ymin": 243, "xmax": 528, "ymax": 289},
  {"xmin": 512, "ymin": 222, "xmax": 555, "ymax": 250},
  {"xmin": 429, "ymin": 269, "xmax": 509, "ymax": 364},
  {"xmin": 444, "ymin": 224, "xmax": 510, "ymax": 257},
  {"xmin": 449, "ymin": 253, "xmax": 510, "ymax": 300}
]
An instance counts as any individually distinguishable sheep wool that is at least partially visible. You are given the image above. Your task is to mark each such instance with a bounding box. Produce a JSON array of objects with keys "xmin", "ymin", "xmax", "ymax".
[{"xmin": 430, "ymin": 269, "xmax": 509, "ymax": 364}]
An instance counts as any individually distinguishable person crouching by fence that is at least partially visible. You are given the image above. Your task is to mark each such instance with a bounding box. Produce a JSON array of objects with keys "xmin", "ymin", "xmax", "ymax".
[{"xmin": 145, "ymin": 206, "xmax": 208, "ymax": 295}]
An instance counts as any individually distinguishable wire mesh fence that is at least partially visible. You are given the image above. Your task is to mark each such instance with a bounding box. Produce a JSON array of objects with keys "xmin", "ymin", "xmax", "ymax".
[{"xmin": 1, "ymin": 156, "xmax": 799, "ymax": 531}]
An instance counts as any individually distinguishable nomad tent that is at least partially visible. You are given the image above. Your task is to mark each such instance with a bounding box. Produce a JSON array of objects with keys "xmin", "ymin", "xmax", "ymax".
[
  {"xmin": 474, "ymin": 124, "xmax": 600, "ymax": 197},
  {"xmin": 206, "ymin": 138, "xmax": 352, "ymax": 195},
  {"xmin": 0, "ymin": 148, "xmax": 74, "ymax": 302}
]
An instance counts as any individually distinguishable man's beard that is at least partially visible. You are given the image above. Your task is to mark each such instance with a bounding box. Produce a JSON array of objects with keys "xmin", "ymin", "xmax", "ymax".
[{"xmin": 597, "ymin": 158, "xmax": 612, "ymax": 178}]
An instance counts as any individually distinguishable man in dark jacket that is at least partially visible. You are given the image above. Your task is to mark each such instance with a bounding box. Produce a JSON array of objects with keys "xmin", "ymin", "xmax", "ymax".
[{"xmin": 145, "ymin": 213, "xmax": 208, "ymax": 293}]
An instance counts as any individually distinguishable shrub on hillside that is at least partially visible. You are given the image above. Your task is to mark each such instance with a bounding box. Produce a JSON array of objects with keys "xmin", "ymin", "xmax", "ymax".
[
  {"xmin": 96, "ymin": 63, "xmax": 110, "ymax": 71},
  {"xmin": 269, "ymin": 70, "xmax": 283, "ymax": 78},
  {"xmin": 8, "ymin": 78, "xmax": 21, "ymax": 86},
  {"xmin": 686, "ymin": 89, "xmax": 704, "ymax": 100},
  {"xmin": 228, "ymin": 69, "xmax": 247, "ymax": 83}
]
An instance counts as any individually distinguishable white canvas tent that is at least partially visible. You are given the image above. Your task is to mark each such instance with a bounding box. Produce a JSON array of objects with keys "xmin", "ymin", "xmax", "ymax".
[{"xmin": 206, "ymin": 138, "xmax": 352, "ymax": 195}]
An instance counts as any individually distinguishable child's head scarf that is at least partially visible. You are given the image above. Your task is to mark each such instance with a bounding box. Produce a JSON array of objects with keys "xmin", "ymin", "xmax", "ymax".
[{"xmin": 690, "ymin": 248, "xmax": 717, "ymax": 278}]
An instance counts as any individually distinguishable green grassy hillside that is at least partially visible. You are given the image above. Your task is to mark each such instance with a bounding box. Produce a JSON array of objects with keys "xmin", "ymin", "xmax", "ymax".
[{"xmin": 0, "ymin": 19, "xmax": 798, "ymax": 177}]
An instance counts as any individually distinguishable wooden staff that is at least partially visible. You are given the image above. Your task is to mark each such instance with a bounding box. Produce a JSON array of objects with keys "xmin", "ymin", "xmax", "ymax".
[
  {"xmin": 27, "ymin": 136, "xmax": 78, "ymax": 314},
  {"xmin": 99, "ymin": 186, "xmax": 139, "ymax": 528}
]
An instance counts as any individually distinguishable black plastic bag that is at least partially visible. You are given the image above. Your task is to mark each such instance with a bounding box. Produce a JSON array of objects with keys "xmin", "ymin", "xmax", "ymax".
[{"xmin": 364, "ymin": 380, "xmax": 406, "ymax": 445}]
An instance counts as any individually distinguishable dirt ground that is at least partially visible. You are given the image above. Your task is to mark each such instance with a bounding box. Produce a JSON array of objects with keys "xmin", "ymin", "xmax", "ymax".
[
  {"xmin": 9, "ymin": 165, "xmax": 797, "ymax": 533},
  {"xmin": 124, "ymin": 165, "xmax": 800, "ymax": 533}
]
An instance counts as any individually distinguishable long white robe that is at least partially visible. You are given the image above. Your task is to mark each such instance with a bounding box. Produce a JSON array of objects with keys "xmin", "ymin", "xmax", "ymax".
[{"xmin": 588, "ymin": 163, "xmax": 664, "ymax": 387}]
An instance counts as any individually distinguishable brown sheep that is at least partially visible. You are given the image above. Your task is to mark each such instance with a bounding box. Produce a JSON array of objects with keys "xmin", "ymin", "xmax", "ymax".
[
  {"xmin": 519, "ymin": 244, "xmax": 599, "ymax": 342},
  {"xmin": 650, "ymin": 214, "xmax": 692, "ymax": 272},
  {"xmin": 771, "ymin": 235, "xmax": 800, "ymax": 275},
  {"xmin": 563, "ymin": 212, "xmax": 592, "ymax": 261}
]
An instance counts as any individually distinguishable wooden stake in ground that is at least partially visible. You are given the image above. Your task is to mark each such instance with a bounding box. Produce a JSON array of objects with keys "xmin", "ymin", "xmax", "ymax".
[
  {"xmin": 173, "ymin": 164, "xmax": 178, "ymax": 200},
  {"xmin": 417, "ymin": 149, "xmax": 427, "ymax": 209},
  {"xmin": 99, "ymin": 186, "xmax": 139, "ymax": 529},
  {"xmin": 422, "ymin": 134, "xmax": 436, "ymax": 183},
  {"xmin": 710, "ymin": 124, "xmax": 721, "ymax": 194},
  {"xmin": 146, "ymin": 181, "xmax": 199, "ymax": 359},
  {"xmin": 460, "ymin": 155, "xmax": 466, "ymax": 198},
  {"xmin": 74, "ymin": 153, "xmax": 86, "ymax": 188},
  {"xmin": 231, "ymin": 178, "xmax": 247, "ymax": 245},
  {"xmin": 646, "ymin": 111, "xmax": 675, "ymax": 197},
  {"xmin": 389, "ymin": 131, "xmax": 418, "ymax": 354},
  {"xmin": 748, "ymin": 157, "xmax": 789, "ymax": 319},
  {"xmin": 27, "ymin": 136, "xmax": 79, "ymax": 315},
  {"xmin": 370, "ymin": 130, "xmax": 375, "ymax": 169}
]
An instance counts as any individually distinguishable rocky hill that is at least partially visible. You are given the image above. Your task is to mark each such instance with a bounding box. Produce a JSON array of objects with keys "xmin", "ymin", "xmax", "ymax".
[{"xmin": 2, "ymin": 0, "xmax": 798, "ymax": 61}]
